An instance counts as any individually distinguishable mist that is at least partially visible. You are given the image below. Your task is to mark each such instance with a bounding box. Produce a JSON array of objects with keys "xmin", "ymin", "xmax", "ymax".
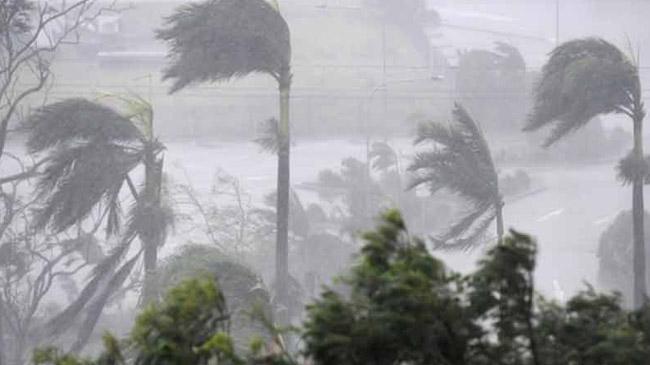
[{"xmin": 1, "ymin": 0, "xmax": 650, "ymax": 363}]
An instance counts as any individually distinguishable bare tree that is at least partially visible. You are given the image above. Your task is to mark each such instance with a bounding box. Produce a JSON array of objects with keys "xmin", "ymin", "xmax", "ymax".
[
  {"xmin": 0, "ymin": 161, "xmax": 108, "ymax": 364},
  {"xmin": 0, "ymin": 0, "xmax": 115, "ymax": 162}
]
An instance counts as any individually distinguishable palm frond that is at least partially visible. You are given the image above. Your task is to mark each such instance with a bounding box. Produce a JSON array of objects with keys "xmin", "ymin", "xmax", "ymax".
[
  {"xmin": 431, "ymin": 205, "xmax": 497, "ymax": 251},
  {"xmin": 525, "ymin": 38, "xmax": 638, "ymax": 146},
  {"xmin": 157, "ymin": 0, "xmax": 291, "ymax": 92},
  {"xmin": 70, "ymin": 252, "xmax": 142, "ymax": 353},
  {"xmin": 24, "ymin": 98, "xmax": 142, "ymax": 153},
  {"xmin": 439, "ymin": 203, "xmax": 492, "ymax": 241},
  {"xmin": 409, "ymin": 105, "xmax": 498, "ymax": 205},
  {"xmin": 254, "ymin": 118, "xmax": 280, "ymax": 154},
  {"xmin": 39, "ymin": 238, "xmax": 132, "ymax": 339},
  {"xmin": 33, "ymin": 142, "xmax": 143, "ymax": 232},
  {"xmin": 98, "ymin": 93, "xmax": 155, "ymax": 139},
  {"xmin": 105, "ymin": 181, "xmax": 124, "ymax": 238},
  {"xmin": 617, "ymin": 150, "xmax": 650, "ymax": 185},
  {"xmin": 409, "ymin": 104, "xmax": 500, "ymax": 249},
  {"xmin": 25, "ymin": 99, "xmax": 147, "ymax": 234},
  {"xmin": 413, "ymin": 121, "xmax": 456, "ymax": 147}
]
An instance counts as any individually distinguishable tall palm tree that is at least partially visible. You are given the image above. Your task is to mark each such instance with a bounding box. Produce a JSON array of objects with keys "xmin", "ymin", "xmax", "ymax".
[
  {"xmin": 409, "ymin": 103, "xmax": 503, "ymax": 249},
  {"xmin": 23, "ymin": 96, "xmax": 172, "ymax": 351},
  {"xmin": 524, "ymin": 38, "xmax": 646, "ymax": 307},
  {"xmin": 156, "ymin": 0, "xmax": 293, "ymax": 311}
]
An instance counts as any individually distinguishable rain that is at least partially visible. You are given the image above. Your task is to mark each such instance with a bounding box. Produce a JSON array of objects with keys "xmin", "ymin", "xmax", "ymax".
[{"xmin": 1, "ymin": 0, "xmax": 650, "ymax": 364}]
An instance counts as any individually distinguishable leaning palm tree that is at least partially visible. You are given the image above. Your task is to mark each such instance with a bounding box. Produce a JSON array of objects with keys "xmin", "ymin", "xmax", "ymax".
[
  {"xmin": 524, "ymin": 38, "xmax": 646, "ymax": 307},
  {"xmin": 409, "ymin": 103, "xmax": 503, "ymax": 249},
  {"xmin": 23, "ymin": 96, "xmax": 172, "ymax": 351},
  {"xmin": 156, "ymin": 0, "xmax": 293, "ymax": 311}
]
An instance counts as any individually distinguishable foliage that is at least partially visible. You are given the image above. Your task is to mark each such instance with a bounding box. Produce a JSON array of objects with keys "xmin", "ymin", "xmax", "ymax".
[
  {"xmin": 255, "ymin": 118, "xmax": 282, "ymax": 154},
  {"xmin": 617, "ymin": 151, "xmax": 650, "ymax": 185},
  {"xmin": 303, "ymin": 210, "xmax": 476, "ymax": 365},
  {"xmin": 315, "ymin": 157, "xmax": 384, "ymax": 235},
  {"xmin": 597, "ymin": 210, "xmax": 650, "ymax": 306},
  {"xmin": 157, "ymin": 0, "xmax": 294, "ymax": 314},
  {"xmin": 0, "ymin": 216, "xmax": 105, "ymax": 364},
  {"xmin": 130, "ymin": 278, "xmax": 234, "ymax": 364},
  {"xmin": 409, "ymin": 103, "xmax": 502, "ymax": 249},
  {"xmin": 456, "ymin": 42, "xmax": 527, "ymax": 133},
  {"xmin": 540, "ymin": 117, "xmax": 629, "ymax": 163},
  {"xmin": 526, "ymin": 37, "xmax": 647, "ymax": 308},
  {"xmin": 146, "ymin": 244, "xmax": 273, "ymax": 350},
  {"xmin": 467, "ymin": 230, "xmax": 540, "ymax": 364},
  {"xmin": 304, "ymin": 210, "xmax": 650, "ymax": 365},
  {"xmin": 174, "ymin": 170, "xmax": 344, "ymax": 321},
  {"xmin": 20, "ymin": 96, "xmax": 173, "ymax": 352},
  {"xmin": 536, "ymin": 288, "xmax": 650, "ymax": 364},
  {"xmin": 24, "ymin": 98, "xmax": 144, "ymax": 233},
  {"xmin": 157, "ymin": 0, "xmax": 291, "ymax": 92},
  {"xmin": 525, "ymin": 38, "xmax": 638, "ymax": 146},
  {"xmin": 312, "ymin": 146, "xmax": 446, "ymax": 242},
  {"xmin": 34, "ymin": 333, "xmax": 125, "ymax": 365},
  {"xmin": 34, "ymin": 278, "xmax": 295, "ymax": 365},
  {"xmin": 0, "ymin": 0, "xmax": 110, "ymax": 161},
  {"xmin": 175, "ymin": 169, "xmax": 270, "ymax": 256},
  {"xmin": 29, "ymin": 210, "xmax": 650, "ymax": 365}
]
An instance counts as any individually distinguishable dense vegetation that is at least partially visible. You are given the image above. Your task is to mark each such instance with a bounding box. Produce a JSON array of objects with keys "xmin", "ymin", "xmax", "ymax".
[{"xmin": 33, "ymin": 211, "xmax": 650, "ymax": 365}]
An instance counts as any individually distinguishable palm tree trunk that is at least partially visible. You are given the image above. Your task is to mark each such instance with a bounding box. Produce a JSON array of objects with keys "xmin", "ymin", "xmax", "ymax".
[
  {"xmin": 495, "ymin": 197, "xmax": 507, "ymax": 344},
  {"xmin": 142, "ymin": 237, "xmax": 158, "ymax": 305},
  {"xmin": 141, "ymin": 151, "xmax": 163, "ymax": 306},
  {"xmin": 0, "ymin": 299, "xmax": 4, "ymax": 365},
  {"xmin": 496, "ymin": 200, "xmax": 504, "ymax": 244},
  {"xmin": 632, "ymin": 99, "xmax": 647, "ymax": 309},
  {"xmin": 275, "ymin": 68, "xmax": 291, "ymax": 322}
]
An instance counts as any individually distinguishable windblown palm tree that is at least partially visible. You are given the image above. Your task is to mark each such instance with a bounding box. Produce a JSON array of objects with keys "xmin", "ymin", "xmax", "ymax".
[
  {"xmin": 156, "ymin": 0, "xmax": 293, "ymax": 311},
  {"xmin": 524, "ymin": 38, "xmax": 647, "ymax": 307},
  {"xmin": 409, "ymin": 103, "xmax": 503, "ymax": 249},
  {"xmin": 23, "ymin": 96, "xmax": 172, "ymax": 351}
]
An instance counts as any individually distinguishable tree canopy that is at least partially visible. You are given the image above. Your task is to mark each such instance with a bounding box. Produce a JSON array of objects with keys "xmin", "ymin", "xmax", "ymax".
[
  {"xmin": 157, "ymin": 0, "xmax": 291, "ymax": 92},
  {"xmin": 525, "ymin": 38, "xmax": 638, "ymax": 146},
  {"xmin": 409, "ymin": 104, "xmax": 501, "ymax": 249}
]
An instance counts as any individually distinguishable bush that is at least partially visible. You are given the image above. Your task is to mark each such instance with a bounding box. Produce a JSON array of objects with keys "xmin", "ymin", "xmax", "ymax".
[{"xmin": 146, "ymin": 245, "xmax": 273, "ymax": 351}]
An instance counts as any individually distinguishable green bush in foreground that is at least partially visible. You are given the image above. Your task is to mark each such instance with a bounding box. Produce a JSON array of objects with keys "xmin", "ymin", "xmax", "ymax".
[{"xmin": 35, "ymin": 210, "xmax": 650, "ymax": 365}]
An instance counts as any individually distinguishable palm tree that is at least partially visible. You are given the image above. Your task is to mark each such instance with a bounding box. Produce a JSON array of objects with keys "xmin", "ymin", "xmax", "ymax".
[
  {"xmin": 156, "ymin": 0, "xmax": 293, "ymax": 311},
  {"xmin": 109, "ymin": 94, "xmax": 169, "ymax": 306},
  {"xmin": 409, "ymin": 103, "xmax": 503, "ymax": 249},
  {"xmin": 23, "ymin": 96, "xmax": 172, "ymax": 351},
  {"xmin": 524, "ymin": 38, "xmax": 646, "ymax": 307}
]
